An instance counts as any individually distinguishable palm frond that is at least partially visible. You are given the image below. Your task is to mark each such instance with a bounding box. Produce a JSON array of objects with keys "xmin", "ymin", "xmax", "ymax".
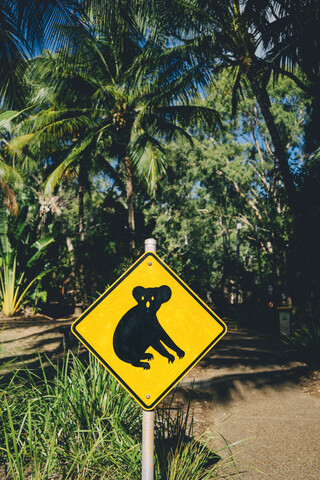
[
  {"xmin": 18, "ymin": 0, "xmax": 81, "ymax": 51},
  {"xmin": 43, "ymin": 132, "xmax": 96, "ymax": 196},
  {"xmin": 133, "ymin": 110, "xmax": 193, "ymax": 145},
  {"xmin": 91, "ymin": 84, "xmax": 124, "ymax": 106},
  {"xmin": 10, "ymin": 109, "xmax": 97, "ymax": 157},
  {"xmin": 156, "ymin": 105, "xmax": 221, "ymax": 134},
  {"xmin": 9, "ymin": 134, "xmax": 36, "ymax": 155},
  {"xmin": 0, "ymin": 160, "xmax": 23, "ymax": 189},
  {"xmin": 0, "ymin": 3, "xmax": 27, "ymax": 108},
  {"xmin": 130, "ymin": 133, "xmax": 168, "ymax": 194},
  {"xmin": 0, "ymin": 160, "xmax": 23, "ymax": 215},
  {"xmin": 0, "ymin": 111, "xmax": 18, "ymax": 128}
]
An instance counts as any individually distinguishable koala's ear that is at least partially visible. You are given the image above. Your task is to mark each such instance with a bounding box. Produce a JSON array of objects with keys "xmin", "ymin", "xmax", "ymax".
[
  {"xmin": 159, "ymin": 285, "xmax": 171, "ymax": 303},
  {"xmin": 132, "ymin": 286, "xmax": 145, "ymax": 301}
]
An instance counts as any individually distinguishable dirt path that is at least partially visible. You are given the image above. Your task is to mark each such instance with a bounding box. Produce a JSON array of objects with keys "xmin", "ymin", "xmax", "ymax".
[
  {"xmin": 177, "ymin": 329, "xmax": 320, "ymax": 479},
  {"xmin": 1, "ymin": 318, "xmax": 320, "ymax": 479},
  {"xmin": 0, "ymin": 314, "xmax": 74, "ymax": 373}
]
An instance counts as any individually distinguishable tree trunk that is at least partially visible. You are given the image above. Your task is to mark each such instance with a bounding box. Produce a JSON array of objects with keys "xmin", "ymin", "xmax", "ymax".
[
  {"xmin": 77, "ymin": 162, "xmax": 87, "ymax": 306},
  {"xmin": 78, "ymin": 182, "xmax": 85, "ymax": 242},
  {"xmin": 78, "ymin": 161, "xmax": 86, "ymax": 243},
  {"xmin": 124, "ymin": 153, "xmax": 136, "ymax": 251},
  {"xmin": 247, "ymin": 70, "xmax": 297, "ymax": 211},
  {"xmin": 54, "ymin": 210, "xmax": 83, "ymax": 314}
]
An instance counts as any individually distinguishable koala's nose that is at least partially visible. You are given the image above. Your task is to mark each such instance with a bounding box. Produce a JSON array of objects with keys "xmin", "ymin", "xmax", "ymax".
[{"xmin": 146, "ymin": 301, "xmax": 150, "ymax": 308}]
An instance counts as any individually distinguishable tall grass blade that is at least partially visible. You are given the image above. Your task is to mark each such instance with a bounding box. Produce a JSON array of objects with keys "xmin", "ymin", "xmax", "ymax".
[{"xmin": 2, "ymin": 397, "xmax": 25, "ymax": 479}]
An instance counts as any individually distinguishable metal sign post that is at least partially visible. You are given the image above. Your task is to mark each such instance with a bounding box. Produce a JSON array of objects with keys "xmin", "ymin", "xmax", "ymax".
[
  {"xmin": 142, "ymin": 238, "xmax": 156, "ymax": 480},
  {"xmin": 142, "ymin": 409, "xmax": 155, "ymax": 480}
]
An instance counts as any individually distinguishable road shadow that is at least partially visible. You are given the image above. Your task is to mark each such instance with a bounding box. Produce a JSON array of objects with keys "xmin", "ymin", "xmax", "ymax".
[
  {"xmin": 176, "ymin": 365, "xmax": 309, "ymax": 405},
  {"xmin": 199, "ymin": 328, "xmax": 287, "ymax": 371},
  {"xmin": 173, "ymin": 328, "xmax": 309, "ymax": 406},
  {"xmin": 0, "ymin": 317, "xmax": 80, "ymax": 383},
  {"xmin": 1, "ymin": 322, "xmax": 308, "ymax": 407}
]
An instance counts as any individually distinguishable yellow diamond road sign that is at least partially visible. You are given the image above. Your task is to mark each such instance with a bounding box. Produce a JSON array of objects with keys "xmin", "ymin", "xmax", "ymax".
[{"xmin": 71, "ymin": 252, "xmax": 227, "ymax": 410}]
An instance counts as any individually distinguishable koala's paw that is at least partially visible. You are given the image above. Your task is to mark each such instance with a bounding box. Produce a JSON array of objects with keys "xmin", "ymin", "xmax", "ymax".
[
  {"xmin": 168, "ymin": 354, "xmax": 175, "ymax": 364},
  {"xmin": 177, "ymin": 349, "xmax": 185, "ymax": 359},
  {"xmin": 142, "ymin": 362, "xmax": 151, "ymax": 370},
  {"xmin": 144, "ymin": 353, "xmax": 154, "ymax": 361}
]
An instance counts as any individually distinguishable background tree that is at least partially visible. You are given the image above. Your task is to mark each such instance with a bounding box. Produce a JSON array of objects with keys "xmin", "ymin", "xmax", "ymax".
[
  {"xmin": 1, "ymin": 0, "xmax": 319, "ymax": 329},
  {"xmin": 146, "ymin": 71, "xmax": 306, "ymax": 328},
  {"xmin": 12, "ymin": 6, "xmax": 220, "ymax": 253},
  {"xmin": 141, "ymin": 0, "xmax": 320, "ymax": 320}
]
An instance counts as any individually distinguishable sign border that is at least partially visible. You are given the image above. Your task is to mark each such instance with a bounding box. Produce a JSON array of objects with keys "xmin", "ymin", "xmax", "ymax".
[{"xmin": 71, "ymin": 252, "xmax": 227, "ymax": 410}]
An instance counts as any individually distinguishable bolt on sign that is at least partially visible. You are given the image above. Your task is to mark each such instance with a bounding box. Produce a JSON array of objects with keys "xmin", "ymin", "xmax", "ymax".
[{"xmin": 72, "ymin": 252, "xmax": 227, "ymax": 410}]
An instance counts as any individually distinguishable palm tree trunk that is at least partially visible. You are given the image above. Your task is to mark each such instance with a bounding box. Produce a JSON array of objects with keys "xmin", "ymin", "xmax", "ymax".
[
  {"xmin": 124, "ymin": 153, "xmax": 136, "ymax": 251},
  {"xmin": 77, "ymin": 162, "xmax": 87, "ymax": 306},
  {"xmin": 53, "ymin": 207, "xmax": 83, "ymax": 314},
  {"xmin": 247, "ymin": 70, "xmax": 297, "ymax": 211},
  {"xmin": 78, "ymin": 182, "xmax": 85, "ymax": 242},
  {"xmin": 78, "ymin": 159, "xmax": 86, "ymax": 242}
]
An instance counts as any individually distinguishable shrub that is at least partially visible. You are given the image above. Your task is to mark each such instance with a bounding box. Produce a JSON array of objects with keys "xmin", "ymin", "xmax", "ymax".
[
  {"xmin": 0, "ymin": 352, "xmax": 241, "ymax": 479},
  {"xmin": 282, "ymin": 321, "xmax": 320, "ymax": 368}
]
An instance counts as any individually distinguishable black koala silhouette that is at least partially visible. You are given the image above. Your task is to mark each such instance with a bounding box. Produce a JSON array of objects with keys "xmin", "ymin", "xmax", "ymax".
[{"xmin": 113, "ymin": 285, "xmax": 185, "ymax": 369}]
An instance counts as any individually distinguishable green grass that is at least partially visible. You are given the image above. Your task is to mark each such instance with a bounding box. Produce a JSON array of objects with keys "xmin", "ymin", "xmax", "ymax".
[{"xmin": 0, "ymin": 352, "xmax": 241, "ymax": 479}]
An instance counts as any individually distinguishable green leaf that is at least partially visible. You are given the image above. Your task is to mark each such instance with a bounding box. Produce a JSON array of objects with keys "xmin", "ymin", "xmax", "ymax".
[
  {"xmin": 0, "ymin": 159, "xmax": 23, "ymax": 188},
  {"xmin": 26, "ymin": 237, "xmax": 55, "ymax": 268},
  {"xmin": 43, "ymin": 132, "xmax": 96, "ymax": 196},
  {"xmin": 0, "ymin": 111, "xmax": 19, "ymax": 128}
]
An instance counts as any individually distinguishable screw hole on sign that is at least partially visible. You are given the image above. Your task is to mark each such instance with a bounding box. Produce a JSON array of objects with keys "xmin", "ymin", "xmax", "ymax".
[
  {"xmin": 146, "ymin": 394, "xmax": 150, "ymax": 399},
  {"xmin": 148, "ymin": 262, "xmax": 152, "ymax": 266}
]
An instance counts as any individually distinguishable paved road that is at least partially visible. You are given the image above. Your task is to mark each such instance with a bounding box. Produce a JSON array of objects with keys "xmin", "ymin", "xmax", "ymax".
[{"xmin": 178, "ymin": 329, "xmax": 320, "ymax": 479}]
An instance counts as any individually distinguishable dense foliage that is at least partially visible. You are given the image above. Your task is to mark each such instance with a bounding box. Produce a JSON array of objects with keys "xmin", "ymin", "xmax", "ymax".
[{"xmin": 0, "ymin": 0, "xmax": 319, "ymax": 336}]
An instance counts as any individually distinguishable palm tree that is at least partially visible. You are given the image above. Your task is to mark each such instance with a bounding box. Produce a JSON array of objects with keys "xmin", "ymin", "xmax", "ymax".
[
  {"xmin": 0, "ymin": 111, "xmax": 24, "ymax": 215},
  {"xmin": 0, "ymin": 0, "xmax": 80, "ymax": 107},
  {"xmin": 13, "ymin": 8, "xmax": 220, "ymax": 251},
  {"xmin": 261, "ymin": 0, "xmax": 320, "ymax": 154},
  {"xmin": 143, "ymin": 0, "xmax": 299, "ymax": 210}
]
